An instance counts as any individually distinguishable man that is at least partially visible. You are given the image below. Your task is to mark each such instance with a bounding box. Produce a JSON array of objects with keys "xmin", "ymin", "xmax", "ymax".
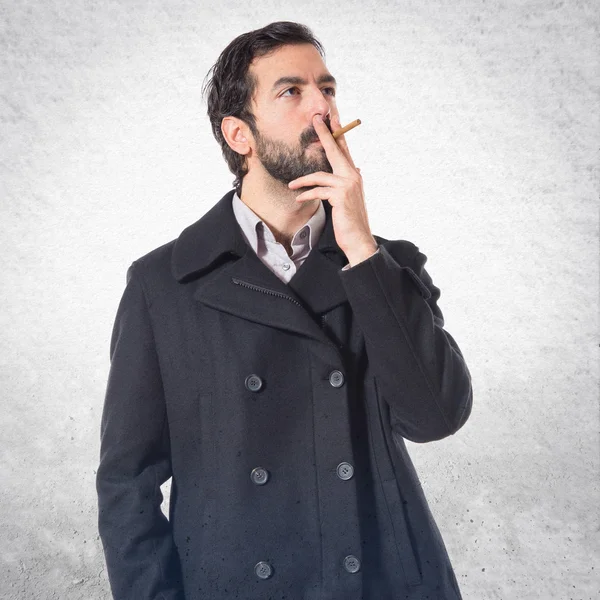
[{"xmin": 96, "ymin": 21, "xmax": 473, "ymax": 600}]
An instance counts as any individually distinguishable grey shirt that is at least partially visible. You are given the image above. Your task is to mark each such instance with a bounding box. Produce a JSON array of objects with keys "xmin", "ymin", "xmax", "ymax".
[{"xmin": 231, "ymin": 191, "xmax": 379, "ymax": 283}]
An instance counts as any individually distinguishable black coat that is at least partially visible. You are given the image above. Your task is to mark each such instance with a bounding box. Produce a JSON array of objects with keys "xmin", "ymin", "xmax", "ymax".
[{"xmin": 96, "ymin": 189, "xmax": 473, "ymax": 600}]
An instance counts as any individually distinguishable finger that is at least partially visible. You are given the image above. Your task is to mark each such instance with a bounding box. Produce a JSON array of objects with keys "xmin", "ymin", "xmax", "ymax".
[
  {"xmin": 331, "ymin": 114, "xmax": 357, "ymax": 170},
  {"xmin": 313, "ymin": 115, "xmax": 349, "ymax": 173},
  {"xmin": 288, "ymin": 171, "xmax": 338, "ymax": 190},
  {"xmin": 296, "ymin": 187, "xmax": 333, "ymax": 202}
]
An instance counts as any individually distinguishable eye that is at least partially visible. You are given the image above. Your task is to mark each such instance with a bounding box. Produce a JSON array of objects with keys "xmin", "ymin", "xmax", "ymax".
[{"xmin": 281, "ymin": 87, "xmax": 336, "ymax": 97}]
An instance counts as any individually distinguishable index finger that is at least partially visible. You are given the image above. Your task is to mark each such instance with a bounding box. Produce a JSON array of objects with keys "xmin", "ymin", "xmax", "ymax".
[
  {"xmin": 313, "ymin": 114, "xmax": 351, "ymax": 173},
  {"xmin": 329, "ymin": 115, "xmax": 357, "ymax": 170}
]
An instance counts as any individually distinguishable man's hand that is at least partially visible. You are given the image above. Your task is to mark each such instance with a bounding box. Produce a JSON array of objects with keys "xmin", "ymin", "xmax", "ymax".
[{"xmin": 288, "ymin": 114, "xmax": 377, "ymax": 264}]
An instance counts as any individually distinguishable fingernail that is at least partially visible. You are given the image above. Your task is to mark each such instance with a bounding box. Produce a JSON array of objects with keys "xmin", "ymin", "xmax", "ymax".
[{"xmin": 315, "ymin": 115, "xmax": 322, "ymax": 123}]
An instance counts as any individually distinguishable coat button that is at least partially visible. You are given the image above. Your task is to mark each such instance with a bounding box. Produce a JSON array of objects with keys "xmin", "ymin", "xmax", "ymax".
[
  {"xmin": 254, "ymin": 560, "xmax": 273, "ymax": 579},
  {"xmin": 245, "ymin": 374, "xmax": 263, "ymax": 392},
  {"xmin": 336, "ymin": 461, "xmax": 354, "ymax": 480},
  {"xmin": 250, "ymin": 467, "xmax": 269, "ymax": 485},
  {"xmin": 329, "ymin": 370, "xmax": 345, "ymax": 387},
  {"xmin": 343, "ymin": 554, "xmax": 361, "ymax": 573}
]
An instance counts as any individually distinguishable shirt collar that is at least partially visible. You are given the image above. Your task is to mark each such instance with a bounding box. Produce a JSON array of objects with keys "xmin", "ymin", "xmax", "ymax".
[{"xmin": 232, "ymin": 190, "xmax": 326, "ymax": 255}]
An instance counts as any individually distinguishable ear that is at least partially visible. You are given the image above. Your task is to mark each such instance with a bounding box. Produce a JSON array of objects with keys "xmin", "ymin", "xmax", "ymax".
[{"xmin": 221, "ymin": 116, "xmax": 251, "ymax": 156}]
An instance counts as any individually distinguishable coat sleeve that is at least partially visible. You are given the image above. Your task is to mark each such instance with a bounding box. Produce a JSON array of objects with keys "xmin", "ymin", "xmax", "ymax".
[
  {"xmin": 339, "ymin": 243, "xmax": 473, "ymax": 443},
  {"xmin": 96, "ymin": 261, "xmax": 185, "ymax": 599}
]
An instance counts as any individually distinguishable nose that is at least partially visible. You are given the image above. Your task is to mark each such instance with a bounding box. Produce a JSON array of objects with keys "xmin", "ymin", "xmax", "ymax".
[{"xmin": 310, "ymin": 91, "xmax": 331, "ymax": 124}]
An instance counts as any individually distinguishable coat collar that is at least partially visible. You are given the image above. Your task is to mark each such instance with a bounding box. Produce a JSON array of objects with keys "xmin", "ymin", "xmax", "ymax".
[
  {"xmin": 171, "ymin": 189, "xmax": 342, "ymax": 282},
  {"xmin": 171, "ymin": 189, "xmax": 356, "ymax": 349}
]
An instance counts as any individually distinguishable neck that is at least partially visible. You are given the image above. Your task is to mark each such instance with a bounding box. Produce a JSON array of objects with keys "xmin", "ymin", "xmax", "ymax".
[{"xmin": 239, "ymin": 171, "xmax": 321, "ymax": 245}]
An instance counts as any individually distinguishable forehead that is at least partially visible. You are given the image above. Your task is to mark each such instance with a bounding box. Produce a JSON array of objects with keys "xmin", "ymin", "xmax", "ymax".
[{"xmin": 250, "ymin": 44, "xmax": 332, "ymax": 94}]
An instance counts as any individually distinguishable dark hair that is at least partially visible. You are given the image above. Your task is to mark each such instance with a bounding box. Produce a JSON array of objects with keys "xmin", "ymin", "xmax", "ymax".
[{"xmin": 201, "ymin": 21, "xmax": 326, "ymax": 196}]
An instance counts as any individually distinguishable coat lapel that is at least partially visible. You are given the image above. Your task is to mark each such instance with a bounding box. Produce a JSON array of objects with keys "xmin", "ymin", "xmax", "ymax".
[{"xmin": 171, "ymin": 189, "xmax": 351, "ymax": 347}]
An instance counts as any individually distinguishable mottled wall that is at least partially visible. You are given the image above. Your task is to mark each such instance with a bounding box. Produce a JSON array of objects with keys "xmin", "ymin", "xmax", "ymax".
[{"xmin": 0, "ymin": 1, "xmax": 598, "ymax": 598}]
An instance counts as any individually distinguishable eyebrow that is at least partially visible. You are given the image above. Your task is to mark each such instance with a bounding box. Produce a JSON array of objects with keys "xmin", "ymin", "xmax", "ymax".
[{"xmin": 271, "ymin": 74, "xmax": 337, "ymax": 93}]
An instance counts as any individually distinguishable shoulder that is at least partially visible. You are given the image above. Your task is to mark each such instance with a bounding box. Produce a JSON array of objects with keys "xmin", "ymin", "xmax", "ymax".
[{"xmin": 124, "ymin": 236, "xmax": 179, "ymax": 304}]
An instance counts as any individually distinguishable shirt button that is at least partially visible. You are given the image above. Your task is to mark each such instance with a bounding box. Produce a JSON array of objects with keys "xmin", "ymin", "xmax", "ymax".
[
  {"xmin": 282, "ymin": 263, "xmax": 291, "ymax": 271},
  {"xmin": 245, "ymin": 374, "xmax": 263, "ymax": 392},
  {"xmin": 250, "ymin": 467, "xmax": 269, "ymax": 485},
  {"xmin": 329, "ymin": 370, "xmax": 345, "ymax": 387},
  {"xmin": 300, "ymin": 230, "xmax": 307, "ymax": 239},
  {"xmin": 343, "ymin": 554, "xmax": 361, "ymax": 573},
  {"xmin": 336, "ymin": 462, "xmax": 354, "ymax": 480},
  {"xmin": 254, "ymin": 561, "xmax": 273, "ymax": 579}
]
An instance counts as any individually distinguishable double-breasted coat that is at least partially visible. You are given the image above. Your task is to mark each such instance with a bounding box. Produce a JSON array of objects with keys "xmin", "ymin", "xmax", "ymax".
[{"xmin": 96, "ymin": 188, "xmax": 473, "ymax": 600}]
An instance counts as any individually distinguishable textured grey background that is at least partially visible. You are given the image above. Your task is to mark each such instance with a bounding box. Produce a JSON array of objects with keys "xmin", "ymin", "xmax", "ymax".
[{"xmin": 1, "ymin": 1, "xmax": 598, "ymax": 599}]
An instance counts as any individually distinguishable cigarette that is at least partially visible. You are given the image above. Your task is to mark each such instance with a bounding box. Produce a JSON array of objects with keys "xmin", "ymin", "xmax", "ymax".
[{"xmin": 332, "ymin": 119, "xmax": 361, "ymax": 140}]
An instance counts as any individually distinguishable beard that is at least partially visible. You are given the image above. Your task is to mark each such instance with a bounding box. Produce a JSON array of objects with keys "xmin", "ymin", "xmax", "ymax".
[{"xmin": 251, "ymin": 122, "xmax": 334, "ymax": 193}]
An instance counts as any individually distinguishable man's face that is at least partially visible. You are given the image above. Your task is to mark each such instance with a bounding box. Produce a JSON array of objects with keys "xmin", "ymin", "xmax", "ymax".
[{"xmin": 246, "ymin": 43, "xmax": 338, "ymax": 187}]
